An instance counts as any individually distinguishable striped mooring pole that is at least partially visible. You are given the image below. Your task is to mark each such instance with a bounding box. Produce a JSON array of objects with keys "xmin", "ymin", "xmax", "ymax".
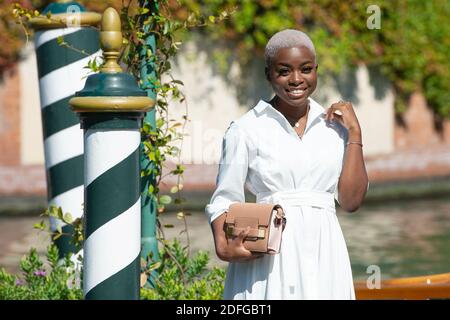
[
  {"xmin": 29, "ymin": 1, "xmax": 101, "ymax": 259},
  {"xmin": 69, "ymin": 7, "xmax": 154, "ymax": 299}
]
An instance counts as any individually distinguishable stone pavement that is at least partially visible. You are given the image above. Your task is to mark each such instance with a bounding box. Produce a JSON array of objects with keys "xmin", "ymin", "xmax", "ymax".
[{"xmin": 0, "ymin": 212, "xmax": 225, "ymax": 275}]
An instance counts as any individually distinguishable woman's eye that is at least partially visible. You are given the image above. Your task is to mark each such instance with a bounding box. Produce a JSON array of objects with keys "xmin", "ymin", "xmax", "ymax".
[
  {"xmin": 302, "ymin": 67, "xmax": 313, "ymax": 73},
  {"xmin": 278, "ymin": 69, "xmax": 289, "ymax": 75}
]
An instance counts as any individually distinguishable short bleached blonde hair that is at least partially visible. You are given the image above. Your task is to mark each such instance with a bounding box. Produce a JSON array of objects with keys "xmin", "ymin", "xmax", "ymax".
[{"xmin": 265, "ymin": 29, "xmax": 316, "ymax": 67}]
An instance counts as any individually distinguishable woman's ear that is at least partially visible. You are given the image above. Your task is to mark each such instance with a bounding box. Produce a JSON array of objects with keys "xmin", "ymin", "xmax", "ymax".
[{"xmin": 315, "ymin": 64, "xmax": 319, "ymax": 72}]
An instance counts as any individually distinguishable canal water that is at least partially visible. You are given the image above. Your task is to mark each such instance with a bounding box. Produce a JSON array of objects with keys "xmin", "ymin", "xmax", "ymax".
[{"xmin": 339, "ymin": 197, "xmax": 450, "ymax": 280}]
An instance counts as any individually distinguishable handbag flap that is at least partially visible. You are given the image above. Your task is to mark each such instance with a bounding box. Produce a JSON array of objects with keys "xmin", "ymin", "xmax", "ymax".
[{"xmin": 225, "ymin": 203, "xmax": 276, "ymax": 227}]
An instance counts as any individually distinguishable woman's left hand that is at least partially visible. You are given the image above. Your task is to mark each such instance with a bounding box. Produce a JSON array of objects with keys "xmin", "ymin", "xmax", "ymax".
[{"xmin": 325, "ymin": 101, "xmax": 361, "ymax": 134}]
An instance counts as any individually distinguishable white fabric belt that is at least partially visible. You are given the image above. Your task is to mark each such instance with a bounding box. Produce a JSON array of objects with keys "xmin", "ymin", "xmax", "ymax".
[
  {"xmin": 256, "ymin": 190, "xmax": 335, "ymax": 211},
  {"xmin": 257, "ymin": 190, "xmax": 336, "ymax": 289}
]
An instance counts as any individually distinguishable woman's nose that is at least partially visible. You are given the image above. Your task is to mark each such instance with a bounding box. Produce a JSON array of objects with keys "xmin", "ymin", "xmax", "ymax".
[{"xmin": 289, "ymin": 71, "xmax": 304, "ymax": 85}]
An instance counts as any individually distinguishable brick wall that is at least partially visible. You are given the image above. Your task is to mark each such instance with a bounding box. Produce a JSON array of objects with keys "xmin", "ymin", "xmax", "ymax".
[
  {"xmin": 0, "ymin": 66, "xmax": 21, "ymax": 166},
  {"xmin": 395, "ymin": 92, "xmax": 450, "ymax": 149},
  {"xmin": 0, "ymin": 165, "xmax": 46, "ymax": 196}
]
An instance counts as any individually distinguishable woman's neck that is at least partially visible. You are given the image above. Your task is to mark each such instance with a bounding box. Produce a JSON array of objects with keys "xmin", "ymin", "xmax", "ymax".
[{"xmin": 270, "ymin": 96, "xmax": 309, "ymax": 121}]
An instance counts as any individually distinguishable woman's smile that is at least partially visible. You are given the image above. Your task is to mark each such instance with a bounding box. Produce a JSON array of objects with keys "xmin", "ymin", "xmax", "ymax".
[{"xmin": 285, "ymin": 87, "xmax": 307, "ymax": 99}]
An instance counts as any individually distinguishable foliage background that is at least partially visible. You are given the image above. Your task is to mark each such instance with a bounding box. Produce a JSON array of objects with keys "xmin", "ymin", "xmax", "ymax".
[
  {"xmin": 173, "ymin": 0, "xmax": 449, "ymax": 118},
  {"xmin": 3, "ymin": 0, "xmax": 448, "ymax": 118}
]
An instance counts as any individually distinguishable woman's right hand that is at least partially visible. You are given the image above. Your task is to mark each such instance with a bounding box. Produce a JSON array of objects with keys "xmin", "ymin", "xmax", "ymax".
[{"xmin": 211, "ymin": 213, "xmax": 263, "ymax": 262}]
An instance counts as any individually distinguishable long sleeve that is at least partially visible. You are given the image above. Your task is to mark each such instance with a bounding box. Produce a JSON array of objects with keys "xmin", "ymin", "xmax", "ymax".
[{"xmin": 205, "ymin": 123, "xmax": 249, "ymax": 224}]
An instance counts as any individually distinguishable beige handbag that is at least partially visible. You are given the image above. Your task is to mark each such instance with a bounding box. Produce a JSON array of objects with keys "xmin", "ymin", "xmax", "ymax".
[{"xmin": 225, "ymin": 203, "xmax": 286, "ymax": 254}]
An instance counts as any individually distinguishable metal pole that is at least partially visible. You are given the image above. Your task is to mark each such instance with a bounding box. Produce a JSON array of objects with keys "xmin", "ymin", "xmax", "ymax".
[
  {"xmin": 29, "ymin": 1, "xmax": 101, "ymax": 259},
  {"xmin": 138, "ymin": 0, "xmax": 159, "ymax": 285},
  {"xmin": 69, "ymin": 8, "xmax": 154, "ymax": 299}
]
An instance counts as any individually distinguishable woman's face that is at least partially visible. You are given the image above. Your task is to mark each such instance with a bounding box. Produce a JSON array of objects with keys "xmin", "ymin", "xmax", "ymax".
[{"xmin": 266, "ymin": 46, "xmax": 318, "ymax": 109}]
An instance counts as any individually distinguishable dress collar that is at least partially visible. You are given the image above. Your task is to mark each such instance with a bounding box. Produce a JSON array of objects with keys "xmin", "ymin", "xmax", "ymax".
[{"xmin": 253, "ymin": 98, "xmax": 325, "ymax": 137}]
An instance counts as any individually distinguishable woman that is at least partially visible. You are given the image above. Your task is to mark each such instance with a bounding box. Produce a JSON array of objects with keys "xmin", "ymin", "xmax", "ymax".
[{"xmin": 205, "ymin": 29, "xmax": 369, "ymax": 300}]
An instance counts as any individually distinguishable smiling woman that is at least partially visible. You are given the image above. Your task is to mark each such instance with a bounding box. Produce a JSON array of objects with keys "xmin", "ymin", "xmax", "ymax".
[
  {"xmin": 265, "ymin": 45, "xmax": 317, "ymax": 138},
  {"xmin": 205, "ymin": 29, "xmax": 369, "ymax": 300}
]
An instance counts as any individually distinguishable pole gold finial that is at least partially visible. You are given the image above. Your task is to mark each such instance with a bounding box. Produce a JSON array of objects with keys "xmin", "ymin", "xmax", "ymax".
[{"xmin": 100, "ymin": 7, "xmax": 122, "ymax": 73}]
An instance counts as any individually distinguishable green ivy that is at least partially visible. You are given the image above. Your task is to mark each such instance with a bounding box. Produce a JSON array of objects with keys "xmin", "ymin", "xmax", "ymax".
[{"xmin": 178, "ymin": 0, "xmax": 450, "ymax": 118}]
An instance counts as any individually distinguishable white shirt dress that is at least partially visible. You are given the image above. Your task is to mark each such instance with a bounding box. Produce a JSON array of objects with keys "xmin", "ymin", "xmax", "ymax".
[{"xmin": 205, "ymin": 98, "xmax": 356, "ymax": 300}]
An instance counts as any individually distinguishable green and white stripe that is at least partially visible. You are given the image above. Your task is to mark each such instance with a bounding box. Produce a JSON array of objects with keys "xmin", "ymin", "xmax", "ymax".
[
  {"xmin": 34, "ymin": 26, "xmax": 101, "ymax": 257},
  {"xmin": 83, "ymin": 121, "xmax": 141, "ymax": 299}
]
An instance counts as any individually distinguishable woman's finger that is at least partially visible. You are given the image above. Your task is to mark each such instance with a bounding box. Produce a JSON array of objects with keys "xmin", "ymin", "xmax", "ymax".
[
  {"xmin": 327, "ymin": 101, "xmax": 351, "ymax": 122},
  {"xmin": 237, "ymin": 226, "xmax": 250, "ymax": 243},
  {"xmin": 325, "ymin": 106, "xmax": 334, "ymax": 121},
  {"xmin": 326, "ymin": 106, "xmax": 340, "ymax": 121}
]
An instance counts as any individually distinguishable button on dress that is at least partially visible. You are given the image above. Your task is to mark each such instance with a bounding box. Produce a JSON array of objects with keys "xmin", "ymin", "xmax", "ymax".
[{"xmin": 205, "ymin": 98, "xmax": 356, "ymax": 300}]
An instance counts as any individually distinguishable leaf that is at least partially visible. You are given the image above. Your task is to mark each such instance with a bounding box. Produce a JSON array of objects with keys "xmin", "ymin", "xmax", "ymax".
[
  {"xmin": 147, "ymin": 261, "xmax": 161, "ymax": 271},
  {"xmin": 170, "ymin": 186, "xmax": 178, "ymax": 193},
  {"xmin": 63, "ymin": 213, "xmax": 73, "ymax": 224},
  {"xmin": 174, "ymin": 197, "xmax": 186, "ymax": 205},
  {"xmin": 171, "ymin": 79, "xmax": 184, "ymax": 85},
  {"xmin": 208, "ymin": 16, "xmax": 216, "ymax": 23},
  {"xmin": 163, "ymin": 21, "xmax": 170, "ymax": 35},
  {"xmin": 163, "ymin": 224, "xmax": 174, "ymax": 228},
  {"xmin": 33, "ymin": 221, "xmax": 46, "ymax": 231},
  {"xmin": 176, "ymin": 212, "xmax": 185, "ymax": 220},
  {"xmin": 140, "ymin": 273, "xmax": 148, "ymax": 287},
  {"xmin": 159, "ymin": 195, "xmax": 172, "ymax": 205},
  {"xmin": 57, "ymin": 207, "xmax": 64, "ymax": 220}
]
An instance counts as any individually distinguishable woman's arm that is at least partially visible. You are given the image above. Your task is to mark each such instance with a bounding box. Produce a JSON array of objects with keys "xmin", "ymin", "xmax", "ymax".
[
  {"xmin": 205, "ymin": 123, "xmax": 262, "ymax": 261},
  {"xmin": 337, "ymin": 127, "xmax": 369, "ymax": 212},
  {"xmin": 325, "ymin": 101, "xmax": 369, "ymax": 212}
]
